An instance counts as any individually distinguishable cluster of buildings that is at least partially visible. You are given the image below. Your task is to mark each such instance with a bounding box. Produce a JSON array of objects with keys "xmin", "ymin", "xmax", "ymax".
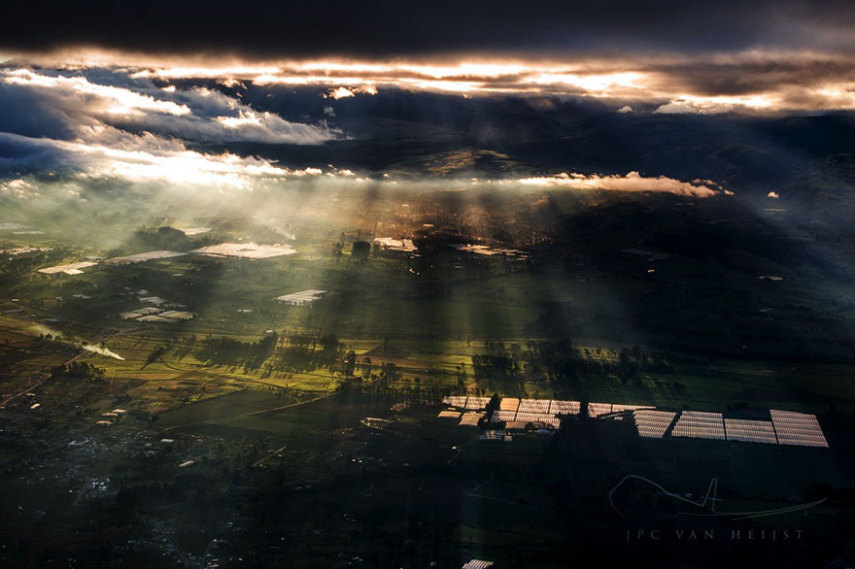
[
  {"xmin": 276, "ymin": 289, "xmax": 327, "ymax": 306},
  {"xmin": 438, "ymin": 395, "xmax": 830, "ymax": 448},
  {"xmin": 95, "ymin": 408, "xmax": 127, "ymax": 426},
  {"xmin": 119, "ymin": 291, "xmax": 194, "ymax": 322}
]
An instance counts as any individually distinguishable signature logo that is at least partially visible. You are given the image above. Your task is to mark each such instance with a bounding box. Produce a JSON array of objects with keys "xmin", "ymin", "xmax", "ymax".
[{"xmin": 609, "ymin": 475, "xmax": 826, "ymax": 521}]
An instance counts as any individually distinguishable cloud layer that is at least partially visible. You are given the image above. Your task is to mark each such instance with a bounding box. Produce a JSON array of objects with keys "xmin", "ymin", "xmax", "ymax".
[
  {"xmin": 0, "ymin": 68, "xmax": 339, "ymax": 145},
  {"xmin": 1, "ymin": 128, "xmax": 728, "ymax": 198},
  {"xmin": 10, "ymin": 50, "xmax": 855, "ymax": 114},
  {"xmin": 0, "ymin": 130, "xmax": 342, "ymax": 191},
  {"xmin": 511, "ymin": 171, "xmax": 721, "ymax": 197}
]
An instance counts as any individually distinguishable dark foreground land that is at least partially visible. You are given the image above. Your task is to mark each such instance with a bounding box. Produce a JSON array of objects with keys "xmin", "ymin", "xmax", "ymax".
[
  {"xmin": 0, "ymin": 388, "xmax": 854, "ymax": 569},
  {"xmin": 1, "ymin": 184, "xmax": 855, "ymax": 568}
]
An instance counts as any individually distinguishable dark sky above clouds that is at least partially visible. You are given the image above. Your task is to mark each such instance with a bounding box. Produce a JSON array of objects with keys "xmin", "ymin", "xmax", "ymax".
[{"xmin": 3, "ymin": 0, "xmax": 855, "ymax": 57}]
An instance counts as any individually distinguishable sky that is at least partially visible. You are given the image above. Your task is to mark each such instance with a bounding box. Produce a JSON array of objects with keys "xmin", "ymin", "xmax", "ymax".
[
  {"xmin": 0, "ymin": 1, "xmax": 853, "ymax": 198},
  {"xmin": 3, "ymin": 1, "xmax": 854, "ymax": 57}
]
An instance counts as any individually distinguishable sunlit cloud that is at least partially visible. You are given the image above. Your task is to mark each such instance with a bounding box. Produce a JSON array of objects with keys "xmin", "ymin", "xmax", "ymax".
[
  {"xmin": 321, "ymin": 84, "xmax": 378, "ymax": 99},
  {"xmin": 523, "ymin": 70, "xmax": 643, "ymax": 94},
  {"xmin": 1, "ymin": 68, "xmax": 190, "ymax": 116},
  {"xmin": 7, "ymin": 48, "xmax": 855, "ymax": 113},
  {"xmin": 323, "ymin": 86, "xmax": 355, "ymax": 99},
  {"xmin": 506, "ymin": 171, "xmax": 722, "ymax": 198},
  {"xmin": 0, "ymin": 178, "xmax": 40, "ymax": 198},
  {"xmin": 130, "ymin": 65, "xmax": 282, "ymax": 80},
  {"xmin": 0, "ymin": 129, "xmax": 336, "ymax": 190},
  {"xmin": 653, "ymin": 94, "xmax": 778, "ymax": 114}
]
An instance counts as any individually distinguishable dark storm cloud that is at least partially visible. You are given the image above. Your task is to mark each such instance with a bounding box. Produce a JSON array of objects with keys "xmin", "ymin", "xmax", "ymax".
[
  {"xmin": 0, "ymin": 132, "xmax": 69, "ymax": 173},
  {"xmin": 645, "ymin": 59, "xmax": 855, "ymax": 97},
  {"xmin": 2, "ymin": 0, "xmax": 854, "ymax": 57}
]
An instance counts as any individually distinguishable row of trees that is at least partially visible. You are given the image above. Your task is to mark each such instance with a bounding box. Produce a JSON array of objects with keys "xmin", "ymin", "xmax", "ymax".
[
  {"xmin": 181, "ymin": 332, "xmax": 346, "ymax": 374},
  {"xmin": 470, "ymin": 340, "xmax": 675, "ymax": 385},
  {"xmin": 50, "ymin": 361, "xmax": 106, "ymax": 383},
  {"xmin": 193, "ymin": 333, "xmax": 279, "ymax": 368}
]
